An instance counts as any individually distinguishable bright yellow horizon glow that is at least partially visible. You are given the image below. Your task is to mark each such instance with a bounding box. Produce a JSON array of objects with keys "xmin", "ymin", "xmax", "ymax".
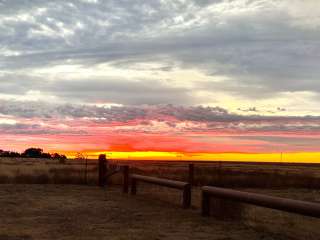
[{"xmin": 60, "ymin": 151, "xmax": 320, "ymax": 163}]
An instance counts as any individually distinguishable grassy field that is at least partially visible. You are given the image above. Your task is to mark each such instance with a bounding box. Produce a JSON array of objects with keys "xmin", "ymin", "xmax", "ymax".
[
  {"xmin": 1, "ymin": 157, "xmax": 320, "ymax": 239},
  {"xmin": 115, "ymin": 160, "xmax": 320, "ymax": 188},
  {"xmin": 0, "ymin": 158, "xmax": 98, "ymax": 185},
  {"xmin": 2, "ymin": 157, "xmax": 320, "ymax": 188},
  {"xmin": 0, "ymin": 184, "xmax": 291, "ymax": 240}
]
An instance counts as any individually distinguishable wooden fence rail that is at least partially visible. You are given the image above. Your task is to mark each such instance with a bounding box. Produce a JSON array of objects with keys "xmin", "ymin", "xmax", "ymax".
[
  {"xmin": 201, "ymin": 186, "xmax": 320, "ymax": 218},
  {"xmin": 98, "ymin": 157, "xmax": 320, "ymax": 220},
  {"xmin": 131, "ymin": 174, "xmax": 191, "ymax": 208}
]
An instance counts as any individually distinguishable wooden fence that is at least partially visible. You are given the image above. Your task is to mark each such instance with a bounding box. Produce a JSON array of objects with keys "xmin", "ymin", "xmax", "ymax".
[
  {"xmin": 201, "ymin": 186, "xmax": 320, "ymax": 218},
  {"xmin": 97, "ymin": 155, "xmax": 320, "ymax": 220},
  {"xmin": 131, "ymin": 174, "xmax": 191, "ymax": 208}
]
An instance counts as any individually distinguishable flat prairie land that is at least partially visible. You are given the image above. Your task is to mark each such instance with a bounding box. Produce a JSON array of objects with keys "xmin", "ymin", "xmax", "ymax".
[
  {"xmin": 2, "ymin": 158, "xmax": 320, "ymax": 188},
  {"xmin": 0, "ymin": 184, "xmax": 279, "ymax": 240},
  {"xmin": 1, "ymin": 158, "xmax": 320, "ymax": 239}
]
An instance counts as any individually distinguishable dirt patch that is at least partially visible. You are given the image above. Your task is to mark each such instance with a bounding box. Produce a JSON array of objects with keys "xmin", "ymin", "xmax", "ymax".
[{"xmin": 0, "ymin": 184, "xmax": 284, "ymax": 240}]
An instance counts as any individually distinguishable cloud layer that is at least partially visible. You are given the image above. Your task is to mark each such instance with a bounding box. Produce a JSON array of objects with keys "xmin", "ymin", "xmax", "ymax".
[
  {"xmin": 0, "ymin": 100, "xmax": 319, "ymax": 153},
  {"xmin": 0, "ymin": 0, "xmax": 319, "ymax": 153},
  {"xmin": 0, "ymin": 0, "xmax": 320, "ymax": 109}
]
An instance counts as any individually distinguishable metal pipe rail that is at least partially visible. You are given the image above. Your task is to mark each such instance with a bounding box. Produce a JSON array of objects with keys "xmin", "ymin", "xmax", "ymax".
[
  {"xmin": 131, "ymin": 174, "xmax": 191, "ymax": 208},
  {"xmin": 201, "ymin": 186, "xmax": 320, "ymax": 218}
]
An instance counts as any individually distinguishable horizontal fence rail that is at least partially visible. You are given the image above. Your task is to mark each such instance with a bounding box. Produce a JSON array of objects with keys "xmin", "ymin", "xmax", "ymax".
[
  {"xmin": 201, "ymin": 186, "xmax": 320, "ymax": 218},
  {"xmin": 131, "ymin": 174, "xmax": 191, "ymax": 208}
]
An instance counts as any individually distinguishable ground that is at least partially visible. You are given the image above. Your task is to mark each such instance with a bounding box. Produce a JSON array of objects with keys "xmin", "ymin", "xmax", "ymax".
[{"xmin": 0, "ymin": 184, "xmax": 283, "ymax": 240}]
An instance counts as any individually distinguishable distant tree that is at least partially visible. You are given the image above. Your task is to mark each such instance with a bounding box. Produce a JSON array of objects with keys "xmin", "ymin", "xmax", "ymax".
[
  {"xmin": 51, "ymin": 152, "xmax": 67, "ymax": 163},
  {"xmin": 51, "ymin": 153, "xmax": 66, "ymax": 159},
  {"xmin": 41, "ymin": 152, "xmax": 52, "ymax": 159},
  {"xmin": 23, "ymin": 148, "xmax": 43, "ymax": 158},
  {"xmin": 9, "ymin": 151, "xmax": 21, "ymax": 157},
  {"xmin": 0, "ymin": 150, "xmax": 21, "ymax": 158},
  {"xmin": 52, "ymin": 153, "xmax": 60, "ymax": 159},
  {"xmin": 0, "ymin": 148, "xmax": 67, "ymax": 160}
]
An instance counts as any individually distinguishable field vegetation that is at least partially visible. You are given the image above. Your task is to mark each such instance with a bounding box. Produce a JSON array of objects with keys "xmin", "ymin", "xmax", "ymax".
[{"xmin": 1, "ymin": 157, "xmax": 320, "ymax": 239}]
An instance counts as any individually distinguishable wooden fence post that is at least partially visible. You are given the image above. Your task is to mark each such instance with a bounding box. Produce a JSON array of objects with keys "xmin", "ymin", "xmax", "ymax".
[
  {"xmin": 183, "ymin": 183, "xmax": 191, "ymax": 208},
  {"xmin": 201, "ymin": 191, "xmax": 210, "ymax": 216},
  {"xmin": 131, "ymin": 178, "xmax": 137, "ymax": 195},
  {"xmin": 98, "ymin": 154, "xmax": 107, "ymax": 187},
  {"xmin": 85, "ymin": 158, "xmax": 88, "ymax": 184},
  {"xmin": 122, "ymin": 165, "xmax": 129, "ymax": 193},
  {"xmin": 188, "ymin": 164, "xmax": 194, "ymax": 186}
]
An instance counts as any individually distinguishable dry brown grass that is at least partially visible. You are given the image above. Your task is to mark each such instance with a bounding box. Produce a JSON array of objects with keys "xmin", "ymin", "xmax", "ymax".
[
  {"xmin": 2, "ymin": 158, "xmax": 320, "ymax": 188},
  {"xmin": 1, "ymin": 158, "xmax": 320, "ymax": 239},
  {"xmin": 116, "ymin": 161, "xmax": 320, "ymax": 188},
  {"xmin": 200, "ymin": 188, "xmax": 320, "ymax": 240},
  {"xmin": 0, "ymin": 158, "xmax": 98, "ymax": 185},
  {"xmin": 0, "ymin": 184, "xmax": 286, "ymax": 240},
  {"xmin": 109, "ymin": 161, "xmax": 320, "ymax": 240}
]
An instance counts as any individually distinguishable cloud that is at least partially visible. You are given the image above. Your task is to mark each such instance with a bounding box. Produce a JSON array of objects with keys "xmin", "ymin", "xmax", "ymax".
[
  {"xmin": 0, "ymin": 0, "xmax": 319, "ymax": 154},
  {"xmin": 0, "ymin": 99, "xmax": 147, "ymax": 120},
  {"xmin": 0, "ymin": 73, "xmax": 193, "ymax": 105},
  {"xmin": 0, "ymin": 100, "xmax": 319, "ymax": 135},
  {"xmin": 0, "ymin": 98, "xmax": 319, "ymax": 152},
  {"xmin": 0, "ymin": 0, "xmax": 319, "ymax": 106},
  {"xmin": 46, "ymin": 78, "xmax": 193, "ymax": 105}
]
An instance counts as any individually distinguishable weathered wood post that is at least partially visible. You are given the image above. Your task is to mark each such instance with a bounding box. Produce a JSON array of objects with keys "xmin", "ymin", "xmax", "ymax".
[
  {"xmin": 188, "ymin": 163, "xmax": 194, "ymax": 186},
  {"xmin": 131, "ymin": 177, "xmax": 137, "ymax": 195},
  {"xmin": 183, "ymin": 183, "xmax": 191, "ymax": 208},
  {"xmin": 122, "ymin": 165, "xmax": 129, "ymax": 193},
  {"xmin": 201, "ymin": 190, "xmax": 210, "ymax": 216},
  {"xmin": 98, "ymin": 154, "xmax": 107, "ymax": 187},
  {"xmin": 84, "ymin": 157, "xmax": 88, "ymax": 185}
]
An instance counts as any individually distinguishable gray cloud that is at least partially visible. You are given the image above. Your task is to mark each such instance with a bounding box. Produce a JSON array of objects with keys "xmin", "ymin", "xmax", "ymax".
[
  {"xmin": 0, "ymin": 122, "xmax": 87, "ymax": 135},
  {"xmin": 0, "ymin": 99, "xmax": 147, "ymax": 120},
  {"xmin": 0, "ymin": 73, "xmax": 193, "ymax": 105},
  {"xmin": 1, "ymin": 100, "xmax": 320, "ymax": 135},
  {"xmin": 0, "ymin": 99, "xmax": 318, "ymax": 154},
  {"xmin": 46, "ymin": 79, "xmax": 192, "ymax": 105},
  {"xmin": 0, "ymin": 0, "xmax": 319, "ymax": 105}
]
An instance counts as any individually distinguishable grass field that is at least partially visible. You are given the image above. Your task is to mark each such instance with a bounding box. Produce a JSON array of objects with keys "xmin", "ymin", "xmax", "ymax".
[
  {"xmin": 0, "ymin": 158, "xmax": 98, "ymax": 185},
  {"xmin": 0, "ymin": 184, "xmax": 295, "ymax": 240},
  {"xmin": 2, "ymin": 157, "xmax": 320, "ymax": 188},
  {"xmin": 1, "ymin": 157, "xmax": 320, "ymax": 239}
]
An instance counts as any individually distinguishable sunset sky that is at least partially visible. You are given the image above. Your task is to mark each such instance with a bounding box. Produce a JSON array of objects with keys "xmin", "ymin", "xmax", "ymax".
[{"xmin": 0, "ymin": 0, "xmax": 319, "ymax": 161}]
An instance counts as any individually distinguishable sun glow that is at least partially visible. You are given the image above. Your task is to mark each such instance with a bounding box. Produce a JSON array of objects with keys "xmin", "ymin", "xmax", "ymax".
[{"xmin": 60, "ymin": 151, "xmax": 320, "ymax": 163}]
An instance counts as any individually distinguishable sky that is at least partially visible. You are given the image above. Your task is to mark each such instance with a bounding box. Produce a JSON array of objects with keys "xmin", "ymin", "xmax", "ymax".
[{"xmin": 0, "ymin": 0, "xmax": 319, "ymax": 160}]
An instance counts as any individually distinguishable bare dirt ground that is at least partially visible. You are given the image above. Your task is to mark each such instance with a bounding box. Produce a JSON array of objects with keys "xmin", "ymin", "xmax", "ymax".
[{"xmin": 0, "ymin": 184, "xmax": 284, "ymax": 240}]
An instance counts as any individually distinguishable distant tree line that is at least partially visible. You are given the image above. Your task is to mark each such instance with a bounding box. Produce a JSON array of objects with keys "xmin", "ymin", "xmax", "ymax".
[{"xmin": 0, "ymin": 148, "xmax": 67, "ymax": 160}]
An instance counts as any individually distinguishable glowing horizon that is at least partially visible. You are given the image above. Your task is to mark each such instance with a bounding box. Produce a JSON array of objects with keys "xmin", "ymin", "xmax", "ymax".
[
  {"xmin": 0, "ymin": 1, "xmax": 319, "ymax": 161},
  {"xmin": 55, "ymin": 150, "xmax": 320, "ymax": 164}
]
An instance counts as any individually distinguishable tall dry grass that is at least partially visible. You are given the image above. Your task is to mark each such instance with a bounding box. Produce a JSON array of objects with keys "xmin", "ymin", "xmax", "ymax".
[
  {"xmin": 1, "ymin": 158, "xmax": 320, "ymax": 188},
  {"xmin": 122, "ymin": 161, "xmax": 320, "ymax": 188},
  {"xmin": 1, "ymin": 158, "xmax": 319, "ymax": 239},
  {"xmin": 0, "ymin": 158, "xmax": 98, "ymax": 184}
]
